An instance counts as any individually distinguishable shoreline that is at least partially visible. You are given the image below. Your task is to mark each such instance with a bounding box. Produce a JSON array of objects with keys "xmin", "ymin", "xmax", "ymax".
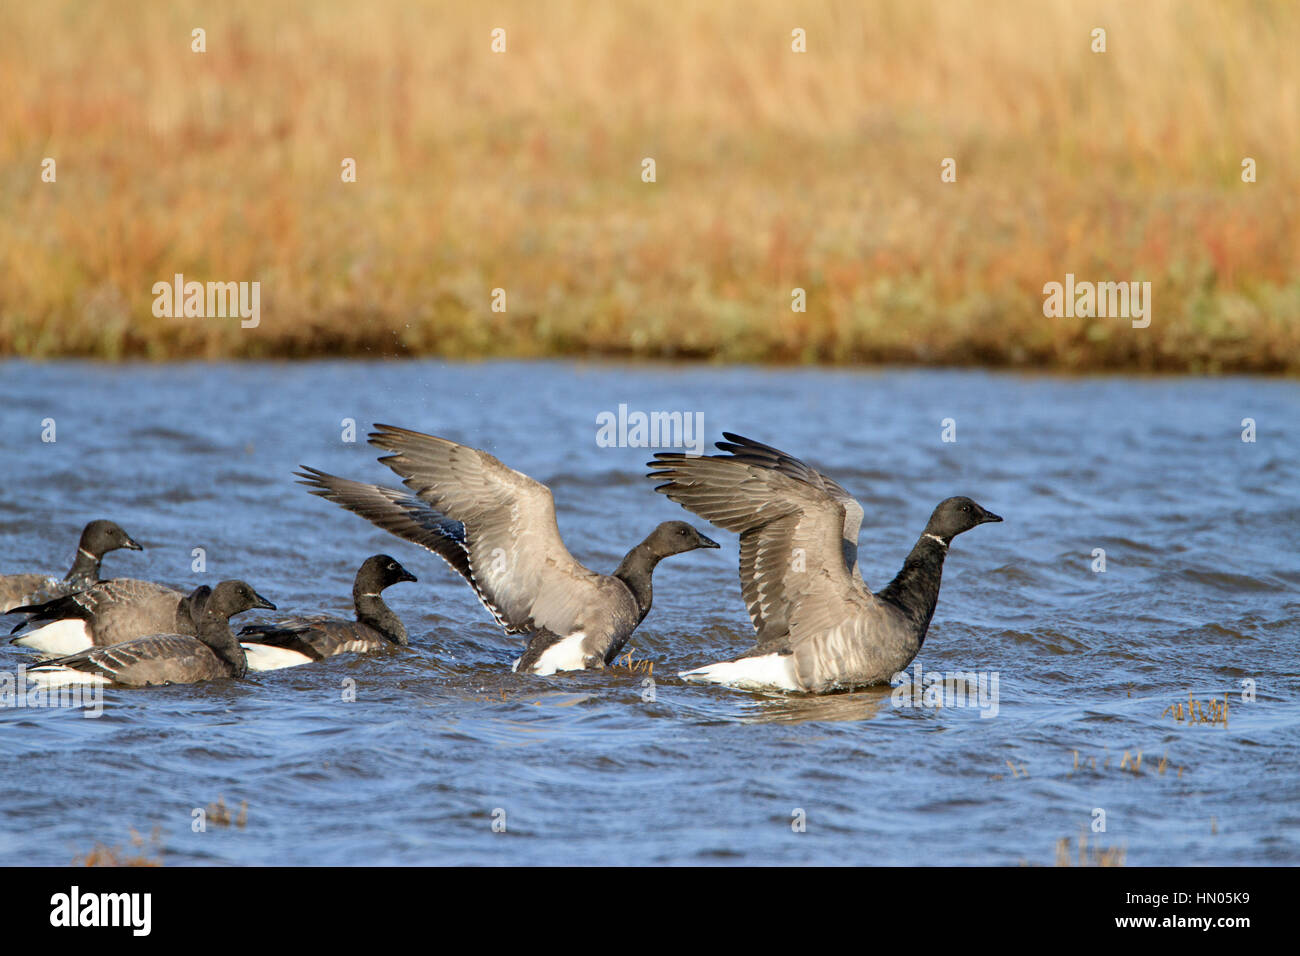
[{"xmin": 3, "ymin": 344, "xmax": 1297, "ymax": 377}]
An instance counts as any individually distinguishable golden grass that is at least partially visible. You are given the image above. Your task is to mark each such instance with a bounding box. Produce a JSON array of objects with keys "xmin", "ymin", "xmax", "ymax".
[
  {"xmin": 2, "ymin": 0, "xmax": 1298, "ymax": 369},
  {"xmin": 204, "ymin": 795, "xmax": 248, "ymax": 828},
  {"xmin": 1020, "ymin": 834, "xmax": 1126, "ymax": 866},
  {"xmin": 612, "ymin": 647, "xmax": 655, "ymax": 676},
  {"xmin": 1071, "ymin": 748, "xmax": 1185, "ymax": 776},
  {"xmin": 1053, "ymin": 833, "xmax": 1127, "ymax": 867},
  {"xmin": 73, "ymin": 826, "xmax": 164, "ymax": 867},
  {"xmin": 1163, "ymin": 692, "xmax": 1230, "ymax": 726}
]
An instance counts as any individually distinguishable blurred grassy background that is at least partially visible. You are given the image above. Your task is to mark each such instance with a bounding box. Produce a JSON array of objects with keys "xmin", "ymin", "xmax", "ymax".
[{"xmin": 1, "ymin": 0, "xmax": 1297, "ymax": 371}]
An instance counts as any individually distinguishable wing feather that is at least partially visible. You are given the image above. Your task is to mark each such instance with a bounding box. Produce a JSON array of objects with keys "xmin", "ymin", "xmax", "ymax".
[
  {"xmin": 294, "ymin": 467, "xmax": 491, "ymax": 610},
  {"xmin": 649, "ymin": 434, "xmax": 873, "ymax": 646},
  {"xmin": 33, "ymin": 634, "xmax": 208, "ymax": 682},
  {"xmin": 313, "ymin": 426, "xmax": 607, "ymax": 637}
]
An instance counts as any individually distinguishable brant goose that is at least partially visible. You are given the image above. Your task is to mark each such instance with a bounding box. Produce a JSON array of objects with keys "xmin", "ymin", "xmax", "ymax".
[
  {"xmin": 0, "ymin": 520, "xmax": 143, "ymax": 613},
  {"xmin": 649, "ymin": 433, "xmax": 1001, "ymax": 694},
  {"xmin": 298, "ymin": 424, "xmax": 720, "ymax": 675},
  {"xmin": 238, "ymin": 554, "xmax": 417, "ymax": 670},
  {"xmin": 9, "ymin": 578, "xmax": 192, "ymax": 656},
  {"xmin": 26, "ymin": 580, "xmax": 274, "ymax": 688}
]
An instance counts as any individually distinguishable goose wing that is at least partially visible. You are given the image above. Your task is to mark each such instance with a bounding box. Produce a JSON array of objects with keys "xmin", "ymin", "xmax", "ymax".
[
  {"xmin": 712, "ymin": 433, "xmax": 866, "ymax": 578},
  {"xmin": 31, "ymin": 634, "xmax": 215, "ymax": 685},
  {"xmin": 9, "ymin": 578, "xmax": 181, "ymax": 634},
  {"xmin": 311, "ymin": 425, "xmax": 608, "ymax": 638},
  {"xmin": 240, "ymin": 616, "xmax": 380, "ymax": 659},
  {"xmin": 296, "ymin": 468, "xmax": 474, "ymax": 583},
  {"xmin": 649, "ymin": 434, "xmax": 873, "ymax": 645}
]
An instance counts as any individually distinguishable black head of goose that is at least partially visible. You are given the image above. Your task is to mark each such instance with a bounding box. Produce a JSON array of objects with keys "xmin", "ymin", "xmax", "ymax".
[
  {"xmin": 611, "ymin": 520, "xmax": 722, "ymax": 623},
  {"xmin": 649, "ymin": 433, "xmax": 1001, "ymax": 694},
  {"xmin": 238, "ymin": 554, "xmax": 418, "ymax": 670},
  {"xmin": 876, "ymin": 496, "xmax": 1002, "ymax": 633},
  {"xmin": 0, "ymin": 519, "xmax": 143, "ymax": 614},
  {"xmin": 27, "ymin": 580, "xmax": 275, "ymax": 688},
  {"xmin": 297, "ymin": 424, "xmax": 720, "ymax": 676},
  {"xmin": 9, "ymin": 577, "xmax": 192, "ymax": 656}
]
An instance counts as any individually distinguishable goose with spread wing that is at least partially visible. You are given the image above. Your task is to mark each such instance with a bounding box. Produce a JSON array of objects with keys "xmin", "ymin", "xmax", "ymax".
[
  {"xmin": 298, "ymin": 424, "xmax": 720, "ymax": 675},
  {"xmin": 648, "ymin": 433, "xmax": 1001, "ymax": 694}
]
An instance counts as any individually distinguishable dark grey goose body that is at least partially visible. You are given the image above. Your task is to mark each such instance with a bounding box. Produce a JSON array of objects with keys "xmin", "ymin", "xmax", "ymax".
[
  {"xmin": 9, "ymin": 578, "xmax": 194, "ymax": 656},
  {"xmin": 649, "ymin": 433, "xmax": 1002, "ymax": 694},
  {"xmin": 26, "ymin": 581, "xmax": 275, "ymax": 688},
  {"xmin": 297, "ymin": 424, "xmax": 720, "ymax": 675},
  {"xmin": 238, "ymin": 554, "xmax": 417, "ymax": 670},
  {"xmin": 0, "ymin": 520, "xmax": 143, "ymax": 613}
]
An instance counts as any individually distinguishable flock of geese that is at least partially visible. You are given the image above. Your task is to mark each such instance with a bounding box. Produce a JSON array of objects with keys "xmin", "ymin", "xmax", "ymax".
[{"xmin": 2, "ymin": 425, "xmax": 1001, "ymax": 695}]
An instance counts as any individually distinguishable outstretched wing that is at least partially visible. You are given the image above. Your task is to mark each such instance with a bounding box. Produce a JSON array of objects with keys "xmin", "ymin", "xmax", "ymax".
[
  {"xmin": 712, "ymin": 433, "xmax": 865, "ymax": 578},
  {"xmin": 306, "ymin": 426, "xmax": 607, "ymax": 638},
  {"xmin": 649, "ymin": 434, "xmax": 872, "ymax": 646},
  {"xmin": 296, "ymin": 468, "xmax": 475, "ymax": 584}
]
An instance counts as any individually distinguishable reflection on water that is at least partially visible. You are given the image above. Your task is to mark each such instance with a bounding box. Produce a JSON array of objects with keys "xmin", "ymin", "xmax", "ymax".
[
  {"xmin": 744, "ymin": 688, "xmax": 890, "ymax": 725},
  {"xmin": 1, "ymin": 360, "xmax": 1297, "ymax": 865}
]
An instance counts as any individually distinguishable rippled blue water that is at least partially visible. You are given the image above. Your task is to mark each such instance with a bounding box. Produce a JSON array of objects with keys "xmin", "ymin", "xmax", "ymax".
[{"xmin": 0, "ymin": 360, "xmax": 1296, "ymax": 865}]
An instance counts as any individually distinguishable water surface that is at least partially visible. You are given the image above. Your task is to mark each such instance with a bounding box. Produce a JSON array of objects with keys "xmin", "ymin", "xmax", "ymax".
[{"xmin": 1, "ymin": 360, "xmax": 1296, "ymax": 865}]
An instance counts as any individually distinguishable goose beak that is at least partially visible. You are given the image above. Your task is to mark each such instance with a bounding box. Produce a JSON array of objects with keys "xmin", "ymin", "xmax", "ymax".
[
  {"xmin": 399, "ymin": 569, "xmax": 418, "ymax": 584},
  {"xmin": 124, "ymin": 536, "xmax": 144, "ymax": 551},
  {"xmin": 252, "ymin": 591, "xmax": 277, "ymax": 611},
  {"xmin": 978, "ymin": 510, "xmax": 1003, "ymax": 524},
  {"xmin": 698, "ymin": 533, "xmax": 721, "ymax": 549}
]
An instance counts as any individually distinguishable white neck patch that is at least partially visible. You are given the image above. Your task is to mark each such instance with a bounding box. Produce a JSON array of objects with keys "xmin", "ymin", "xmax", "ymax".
[
  {"xmin": 923, "ymin": 533, "xmax": 948, "ymax": 549},
  {"xmin": 77, "ymin": 547, "xmax": 96, "ymax": 560}
]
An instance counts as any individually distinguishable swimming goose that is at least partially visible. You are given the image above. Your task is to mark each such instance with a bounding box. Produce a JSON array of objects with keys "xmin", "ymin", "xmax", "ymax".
[
  {"xmin": 26, "ymin": 580, "xmax": 274, "ymax": 688},
  {"xmin": 0, "ymin": 520, "xmax": 143, "ymax": 613},
  {"xmin": 9, "ymin": 578, "xmax": 191, "ymax": 656},
  {"xmin": 238, "ymin": 554, "xmax": 417, "ymax": 671},
  {"xmin": 648, "ymin": 433, "xmax": 1001, "ymax": 694},
  {"xmin": 297, "ymin": 424, "xmax": 720, "ymax": 675}
]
